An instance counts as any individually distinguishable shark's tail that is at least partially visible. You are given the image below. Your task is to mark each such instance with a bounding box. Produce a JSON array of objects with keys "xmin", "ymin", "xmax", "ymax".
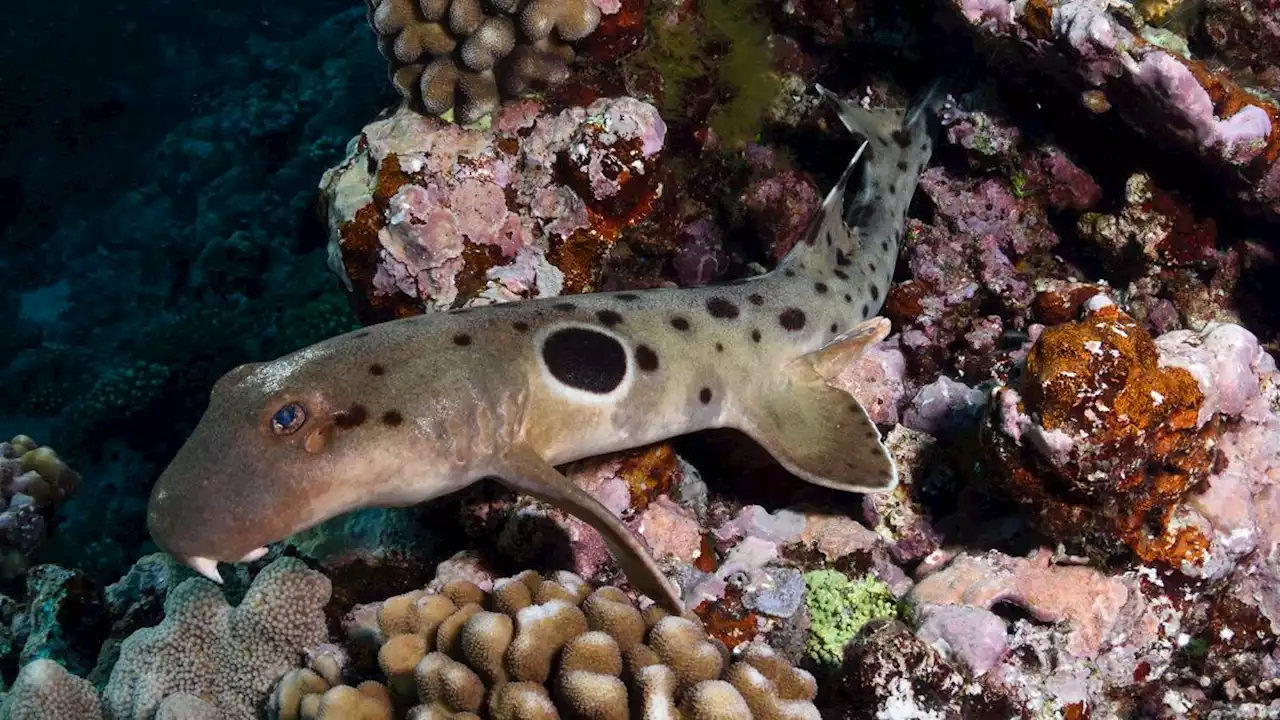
[{"xmin": 778, "ymin": 81, "xmax": 950, "ymax": 318}]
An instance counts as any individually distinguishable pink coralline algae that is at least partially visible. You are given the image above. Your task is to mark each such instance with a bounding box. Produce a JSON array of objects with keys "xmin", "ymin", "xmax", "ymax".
[
  {"xmin": 741, "ymin": 169, "xmax": 820, "ymax": 262},
  {"xmin": 319, "ymin": 96, "xmax": 666, "ymax": 322},
  {"xmin": 943, "ymin": 0, "xmax": 1280, "ymax": 219},
  {"xmin": 911, "ymin": 549, "xmax": 1129, "ymax": 658},
  {"xmin": 884, "ymin": 164, "xmax": 1057, "ymax": 382}
]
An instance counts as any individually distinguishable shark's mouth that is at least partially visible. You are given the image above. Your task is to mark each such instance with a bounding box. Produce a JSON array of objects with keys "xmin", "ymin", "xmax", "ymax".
[{"xmin": 178, "ymin": 546, "xmax": 270, "ymax": 583}]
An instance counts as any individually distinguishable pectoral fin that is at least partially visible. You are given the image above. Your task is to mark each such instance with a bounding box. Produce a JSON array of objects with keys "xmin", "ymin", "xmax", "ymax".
[
  {"xmin": 736, "ymin": 318, "xmax": 898, "ymax": 493},
  {"xmin": 493, "ymin": 444, "xmax": 684, "ymax": 613}
]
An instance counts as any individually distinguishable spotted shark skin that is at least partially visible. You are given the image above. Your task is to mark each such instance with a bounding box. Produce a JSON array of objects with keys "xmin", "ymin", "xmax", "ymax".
[{"xmin": 147, "ymin": 84, "xmax": 946, "ymax": 613}]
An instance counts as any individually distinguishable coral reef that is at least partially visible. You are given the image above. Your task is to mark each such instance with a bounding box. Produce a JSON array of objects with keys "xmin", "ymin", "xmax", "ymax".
[
  {"xmin": 942, "ymin": 0, "xmax": 1280, "ymax": 220},
  {"xmin": 102, "ymin": 557, "xmax": 331, "ymax": 719},
  {"xmin": 0, "ymin": 437, "xmax": 80, "ymax": 581},
  {"xmin": 983, "ymin": 296, "xmax": 1219, "ymax": 565},
  {"xmin": 321, "ymin": 97, "xmax": 667, "ymax": 321},
  {"xmin": 365, "ymin": 0, "xmax": 605, "ymax": 123}
]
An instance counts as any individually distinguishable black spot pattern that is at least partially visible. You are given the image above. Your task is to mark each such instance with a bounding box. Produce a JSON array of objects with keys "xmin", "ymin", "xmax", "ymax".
[
  {"xmin": 542, "ymin": 327, "xmax": 629, "ymax": 393},
  {"xmin": 453, "ymin": 334, "xmax": 472, "ymax": 346},
  {"xmin": 869, "ymin": 261, "xmax": 877, "ymax": 272},
  {"xmin": 596, "ymin": 309, "xmax": 624, "ymax": 327},
  {"xmin": 778, "ymin": 308, "xmax": 806, "ymax": 331},
  {"xmin": 784, "ymin": 269, "xmax": 796, "ymax": 278},
  {"xmin": 382, "ymin": 410, "xmax": 403, "ymax": 426},
  {"xmin": 706, "ymin": 297, "xmax": 740, "ymax": 319},
  {"xmin": 861, "ymin": 304, "xmax": 870, "ymax": 318},
  {"xmin": 554, "ymin": 302, "xmax": 577, "ymax": 312},
  {"xmin": 715, "ymin": 343, "xmax": 724, "ymax": 353},
  {"xmin": 834, "ymin": 269, "xmax": 849, "ymax": 280},
  {"xmin": 844, "ymin": 294, "xmax": 853, "ymax": 303},
  {"xmin": 369, "ymin": 364, "xmax": 385, "ymax": 376},
  {"xmin": 892, "ymin": 129, "xmax": 912, "ymax": 148},
  {"xmin": 334, "ymin": 404, "xmax": 368, "ymax": 429},
  {"xmin": 636, "ymin": 345, "xmax": 660, "ymax": 372},
  {"xmin": 814, "ymin": 282, "xmax": 828, "ymax": 294},
  {"xmin": 670, "ymin": 317, "xmax": 690, "ymax": 331},
  {"xmin": 870, "ymin": 285, "xmax": 880, "ymax": 301},
  {"xmin": 830, "ymin": 322, "xmax": 838, "ymax": 333},
  {"xmin": 751, "ymin": 329, "xmax": 761, "ymax": 343},
  {"xmin": 836, "ymin": 249, "xmax": 852, "ymax": 267},
  {"xmin": 748, "ymin": 294, "xmax": 764, "ymax": 306},
  {"xmin": 513, "ymin": 321, "xmax": 530, "ymax": 333},
  {"xmin": 699, "ymin": 388, "xmax": 712, "ymax": 404},
  {"xmin": 616, "ymin": 293, "xmax": 640, "ymax": 301},
  {"xmin": 897, "ymin": 160, "xmax": 909, "ymax": 171}
]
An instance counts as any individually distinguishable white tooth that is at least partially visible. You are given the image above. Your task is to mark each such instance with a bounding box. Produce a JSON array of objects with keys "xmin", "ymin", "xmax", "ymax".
[
  {"xmin": 186, "ymin": 556, "xmax": 223, "ymax": 584},
  {"xmin": 238, "ymin": 547, "xmax": 269, "ymax": 563}
]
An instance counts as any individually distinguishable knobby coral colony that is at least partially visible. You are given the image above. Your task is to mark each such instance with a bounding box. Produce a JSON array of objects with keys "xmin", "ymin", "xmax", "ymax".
[{"xmin": 367, "ymin": 0, "xmax": 599, "ymax": 123}]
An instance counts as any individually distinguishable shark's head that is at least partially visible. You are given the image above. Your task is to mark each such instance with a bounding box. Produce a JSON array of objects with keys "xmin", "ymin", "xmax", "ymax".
[{"xmin": 147, "ymin": 328, "xmax": 460, "ymax": 582}]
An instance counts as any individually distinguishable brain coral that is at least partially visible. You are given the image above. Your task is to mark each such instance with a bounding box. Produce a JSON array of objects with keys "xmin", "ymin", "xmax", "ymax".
[
  {"xmin": 366, "ymin": 0, "xmax": 601, "ymax": 123},
  {"xmin": 277, "ymin": 568, "xmax": 821, "ymax": 719},
  {"xmin": 0, "ymin": 659, "xmax": 103, "ymax": 720},
  {"xmin": 103, "ymin": 557, "xmax": 332, "ymax": 719}
]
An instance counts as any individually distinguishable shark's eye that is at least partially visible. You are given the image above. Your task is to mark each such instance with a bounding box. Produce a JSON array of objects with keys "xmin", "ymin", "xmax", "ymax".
[{"xmin": 270, "ymin": 403, "xmax": 307, "ymax": 435}]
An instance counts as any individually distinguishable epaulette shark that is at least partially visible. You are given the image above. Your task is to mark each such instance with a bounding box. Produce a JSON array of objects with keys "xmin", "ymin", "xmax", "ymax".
[{"xmin": 147, "ymin": 83, "xmax": 947, "ymax": 613}]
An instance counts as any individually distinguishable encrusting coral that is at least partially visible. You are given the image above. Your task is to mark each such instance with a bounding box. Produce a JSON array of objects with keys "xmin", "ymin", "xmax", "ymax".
[
  {"xmin": 366, "ymin": 0, "xmax": 601, "ymax": 123},
  {"xmin": 277, "ymin": 568, "xmax": 822, "ymax": 719},
  {"xmin": 102, "ymin": 557, "xmax": 332, "ymax": 719}
]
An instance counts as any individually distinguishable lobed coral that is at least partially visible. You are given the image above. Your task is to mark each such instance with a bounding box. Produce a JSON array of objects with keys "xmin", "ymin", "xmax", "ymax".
[
  {"xmin": 292, "ymin": 568, "xmax": 821, "ymax": 718},
  {"xmin": 365, "ymin": 0, "xmax": 603, "ymax": 123},
  {"xmin": 0, "ymin": 436, "xmax": 80, "ymax": 580}
]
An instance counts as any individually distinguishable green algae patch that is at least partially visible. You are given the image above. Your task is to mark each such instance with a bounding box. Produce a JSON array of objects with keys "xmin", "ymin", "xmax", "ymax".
[
  {"xmin": 803, "ymin": 569, "xmax": 899, "ymax": 668},
  {"xmin": 636, "ymin": 0, "xmax": 781, "ymax": 149}
]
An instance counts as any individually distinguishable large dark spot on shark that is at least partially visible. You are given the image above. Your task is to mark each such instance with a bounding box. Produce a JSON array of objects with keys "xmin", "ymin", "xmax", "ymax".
[
  {"xmin": 869, "ymin": 261, "xmax": 877, "ymax": 273},
  {"xmin": 554, "ymin": 302, "xmax": 577, "ymax": 312},
  {"xmin": 334, "ymin": 404, "xmax": 368, "ymax": 429},
  {"xmin": 784, "ymin": 269, "xmax": 796, "ymax": 278},
  {"xmin": 830, "ymin": 322, "xmax": 838, "ymax": 333},
  {"xmin": 381, "ymin": 410, "xmax": 403, "ymax": 426},
  {"xmin": 699, "ymin": 388, "xmax": 712, "ymax": 404},
  {"xmin": 706, "ymin": 297, "xmax": 739, "ymax": 319},
  {"xmin": 513, "ymin": 321, "xmax": 530, "ymax": 333},
  {"xmin": 834, "ymin": 269, "xmax": 849, "ymax": 281},
  {"xmin": 670, "ymin": 317, "xmax": 690, "ymax": 331},
  {"xmin": 542, "ymin": 327, "xmax": 629, "ymax": 393},
  {"xmin": 596, "ymin": 309, "xmax": 624, "ymax": 328},
  {"xmin": 369, "ymin": 364, "xmax": 386, "ymax": 376},
  {"xmin": 861, "ymin": 303, "xmax": 870, "ymax": 318},
  {"xmin": 881, "ymin": 240, "xmax": 890, "ymax": 252},
  {"xmin": 778, "ymin": 308, "xmax": 806, "ymax": 331},
  {"xmin": 892, "ymin": 129, "xmax": 912, "ymax": 148},
  {"xmin": 715, "ymin": 342, "xmax": 724, "ymax": 352},
  {"xmin": 616, "ymin": 293, "xmax": 640, "ymax": 301},
  {"xmin": 751, "ymin": 329, "xmax": 761, "ymax": 343},
  {"xmin": 814, "ymin": 282, "xmax": 829, "ymax": 294},
  {"xmin": 748, "ymin": 294, "xmax": 764, "ymax": 306},
  {"xmin": 847, "ymin": 202, "xmax": 874, "ymax": 226},
  {"xmin": 870, "ymin": 284, "xmax": 880, "ymax": 301},
  {"xmin": 844, "ymin": 293, "xmax": 853, "ymax": 303},
  {"xmin": 836, "ymin": 249, "xmax": 852, "ymax": 267},
  {"xmin": 636, "ymin": 345, "xmax": 660, "ymax": 372},
  {"xmin": 453, "ymin": 333, "xmax": 472, "ymax": 346},
  {"xmin": 897, "ymin": 160, "xmax": 909, "ymax": 171}
]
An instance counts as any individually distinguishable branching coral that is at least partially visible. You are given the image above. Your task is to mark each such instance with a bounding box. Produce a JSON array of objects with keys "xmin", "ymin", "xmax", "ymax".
[
  {"xmin": 288, "ymin": 568, "xmax": 821, "ymax": 718},
  {"xmin": 366, "ymin": 0, "xmax": 601, "ymax": 123}
]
